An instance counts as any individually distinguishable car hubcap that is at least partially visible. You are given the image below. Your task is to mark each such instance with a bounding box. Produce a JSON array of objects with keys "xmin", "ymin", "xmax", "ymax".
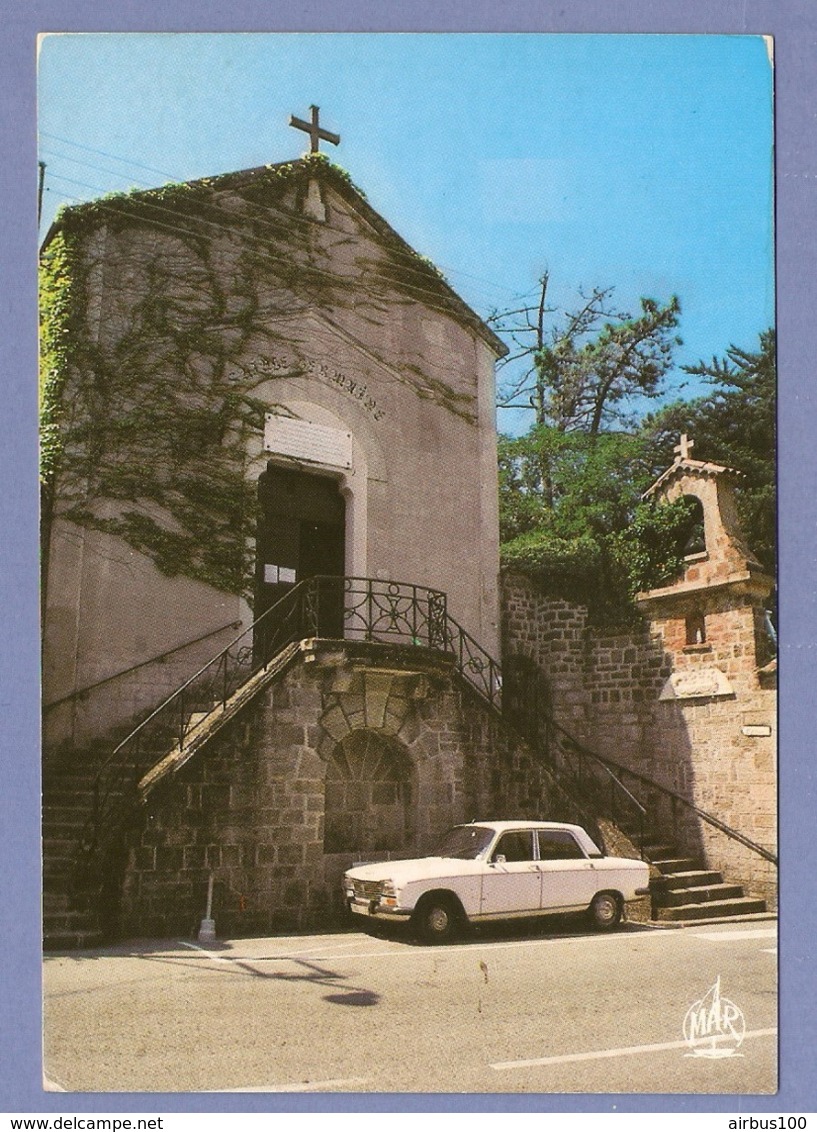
[
  {"xmin": 429, "ymin": 907, "xmax": 449, "ymax": 933},
  {"xmin": 596, "ymin": 896, "xmax": 616, "ymax": 923}
]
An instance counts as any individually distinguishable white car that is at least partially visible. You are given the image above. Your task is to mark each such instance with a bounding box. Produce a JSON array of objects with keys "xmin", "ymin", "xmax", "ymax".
[{"xmin": 343, "ymin": 820, "xmax": 650, "ymax": 942}]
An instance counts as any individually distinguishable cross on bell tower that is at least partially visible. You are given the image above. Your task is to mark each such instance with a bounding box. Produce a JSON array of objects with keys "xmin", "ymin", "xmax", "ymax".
[
  {"xmin": 289, "ymin": 105, "xmax": 341, "ymax": 154},
  {"xmin": 674, "ymin": 433, "xmax": 695, "ymax": 462}
]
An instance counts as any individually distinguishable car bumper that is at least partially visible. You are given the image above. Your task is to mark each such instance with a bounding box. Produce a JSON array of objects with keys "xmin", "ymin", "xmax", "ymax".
[
  {"xmin": 634, "ymin": 887, "xmax": 651, "ymax": 896},
  {"xmin": 347, "ymin": 898, "xmax": 412, "ymax": 922}
]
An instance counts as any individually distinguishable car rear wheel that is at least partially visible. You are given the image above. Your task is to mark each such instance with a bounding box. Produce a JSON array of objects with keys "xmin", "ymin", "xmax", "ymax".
[
  {"xmin": 414, "ymin": 895, "xmax": 460, "ymax": 943},
  {"xmin": 589, "ymin": 891, "xmax": 622, "ymax": 931}
]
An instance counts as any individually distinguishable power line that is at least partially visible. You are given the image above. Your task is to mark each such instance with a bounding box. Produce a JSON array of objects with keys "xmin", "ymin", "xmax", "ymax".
[
  {"xmin": 40, "ymin": 147, "xmax": 160, "ymax": 191},
  {"xmin": 43, "ymin": 178, "xmax": 506, "ymax": 339},
  {"xmin": 39, "ymin": 137, "xmax": 524, "ymax": 302},
  {"xmin": 39, "ymin": 130, "xmax": 182, "ymax": 182}
]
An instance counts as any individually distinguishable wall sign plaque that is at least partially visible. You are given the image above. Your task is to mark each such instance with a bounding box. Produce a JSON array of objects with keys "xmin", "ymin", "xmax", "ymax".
[
  {"xmin": 264, "ymin": 413, "xmax": 353, "ymax": 470},
  {"xmin": 659, "ymin": 668, "xmax": 734, "ymax": 701}
]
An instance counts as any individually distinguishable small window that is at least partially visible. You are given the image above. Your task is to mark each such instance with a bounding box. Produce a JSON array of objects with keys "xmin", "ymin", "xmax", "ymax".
[
  {"xmin": 537, "ymin": 830, "xmax": 586, "ymax": 860},
  {"xmin": 492, "ymin": 831, "xmax": 534, "ymax": 863},
  {"xmin": 685, "ymin": 613, "xmax": 707, "ymax": 646},
  {"xmin": 681, "ymin": 496, "xmax": 706, "ymax": 557}
]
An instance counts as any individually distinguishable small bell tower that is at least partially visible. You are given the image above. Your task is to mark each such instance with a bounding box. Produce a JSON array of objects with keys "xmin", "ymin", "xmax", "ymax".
[{"xmin": 637, "ymin": 436, "xmax": 774, "ymax": 698}]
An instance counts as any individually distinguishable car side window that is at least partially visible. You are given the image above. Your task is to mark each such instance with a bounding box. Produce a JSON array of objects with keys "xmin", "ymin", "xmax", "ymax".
[
  {"xmin": 491, "ymin": 831, "xmax": 534, "ymax": 863},
  {"xmin": 537, "ymin": 830, "xmax": 586, "ymax": 860}
]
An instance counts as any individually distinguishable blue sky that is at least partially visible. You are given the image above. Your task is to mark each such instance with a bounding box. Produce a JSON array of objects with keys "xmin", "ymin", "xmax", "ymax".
[{"xmin": 38, "ymin": 32, "xmax": 774, "ymax": 433}]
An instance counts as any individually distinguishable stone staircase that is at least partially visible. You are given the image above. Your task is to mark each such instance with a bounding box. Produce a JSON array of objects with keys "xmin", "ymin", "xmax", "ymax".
[
  {"xmin": 535, "ymin": 718, "xmax": 773, "ymax": 927},
  {"xmin": 43, "ymin": 750, "xmax": 110, "ymax": 950},
  {"xmin": 643, "ymin": 835, "xmax": 767, "ymax": 922},
  {"xmin": 42, "ymin": 642, "xmax": 305, "ymax": 950}
]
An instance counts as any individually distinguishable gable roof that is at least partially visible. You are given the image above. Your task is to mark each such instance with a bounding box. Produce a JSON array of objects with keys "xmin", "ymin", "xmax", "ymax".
[
  {"xmin": 641, "ymin": 455, "xmax": 746, "ymax": 500},
  {"xmin": 43, "ymin": 156, "xmax": 508, "ymax": 358}
]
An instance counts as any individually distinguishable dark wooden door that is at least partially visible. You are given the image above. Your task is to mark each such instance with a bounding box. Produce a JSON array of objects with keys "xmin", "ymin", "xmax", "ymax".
[{"xmin": 256, "ymin": 465, "xmax": 346, "ymax": 652}]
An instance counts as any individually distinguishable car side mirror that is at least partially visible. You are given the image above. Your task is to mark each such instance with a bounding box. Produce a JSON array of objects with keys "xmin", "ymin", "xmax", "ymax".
[{"xmin": 492, "ymin": 853, "xmax": 506, "ymax": 865}]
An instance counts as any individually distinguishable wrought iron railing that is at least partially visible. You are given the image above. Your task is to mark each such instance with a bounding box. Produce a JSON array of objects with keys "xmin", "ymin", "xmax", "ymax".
[
  {"xmin": 85, "ymin": 576, "xmax": 499, "ymax": 856},
  {"xmin": 81, "ymin": 573, "xmax": 774, "ymax": 895},
  {"xmin": 574, "ymin": 738, "xmax": 778, "ymax": 867},
  {"xmin": 43, "ymin": 619, "xmax": 242, "ymax": 712},
  {"xmin": 539, "ymin": 715, "xmax": 777, "ymax": 868},
  {"xmin": 538, "ymin": 717, "xmax": 648, "ymax": 856}
]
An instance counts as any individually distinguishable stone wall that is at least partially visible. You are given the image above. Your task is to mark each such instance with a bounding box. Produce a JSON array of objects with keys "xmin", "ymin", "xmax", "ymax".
[
  {"xmin": 118, "ymin": 641, "xmax": 559, "ymax": 938},
  {"xmin": 501, "ymin": 573, "xmax": 777, "ymax": 907}
]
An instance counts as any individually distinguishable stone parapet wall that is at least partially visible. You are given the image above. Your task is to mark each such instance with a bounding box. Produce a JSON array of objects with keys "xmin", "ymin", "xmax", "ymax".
[{"xmin": 501, "ymin": 573, "xmax": 777, "ymax": 905}]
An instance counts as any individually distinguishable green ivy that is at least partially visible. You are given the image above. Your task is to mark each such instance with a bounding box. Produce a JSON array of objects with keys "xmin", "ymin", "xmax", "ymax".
[
  {"xmin": 40, "ymin": 228, "xmax": 81, "ymax": 487},
  {"xmin": 40, "ymin": 156, "xmax": 470, "ymax": 599}
]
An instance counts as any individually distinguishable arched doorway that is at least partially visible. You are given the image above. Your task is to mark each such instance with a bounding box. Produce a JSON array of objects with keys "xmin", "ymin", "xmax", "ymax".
[{"xmin": 324, "ymin": 730, "xmax": 416, "ymax": 856}]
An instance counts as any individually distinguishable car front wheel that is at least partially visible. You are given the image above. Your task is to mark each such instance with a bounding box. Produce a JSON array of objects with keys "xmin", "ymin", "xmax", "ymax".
[
  {"xmin": 414, "ymin": 895, "xmax": 460, "ymax": 943},
  {"xmin": 589, "ymin": 891, "xmax": 622, "ymax": 931}
]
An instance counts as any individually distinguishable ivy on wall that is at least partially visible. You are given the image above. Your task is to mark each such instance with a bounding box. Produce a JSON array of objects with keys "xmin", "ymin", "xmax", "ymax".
[{"xmin": 40, "ymin": 157, "xmax": 478, "ymax": 599}]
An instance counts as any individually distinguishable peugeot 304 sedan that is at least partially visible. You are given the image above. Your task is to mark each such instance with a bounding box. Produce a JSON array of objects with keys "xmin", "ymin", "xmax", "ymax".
[{"xmin": 344, "ymin": 820, "xmax": 650, "ymax": 942}]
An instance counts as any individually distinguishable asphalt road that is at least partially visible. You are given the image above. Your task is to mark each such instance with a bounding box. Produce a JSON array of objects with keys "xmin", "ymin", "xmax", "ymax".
[{"xmin": 43, "ymin": 917, "xmax": 777, "ymax": 1095}]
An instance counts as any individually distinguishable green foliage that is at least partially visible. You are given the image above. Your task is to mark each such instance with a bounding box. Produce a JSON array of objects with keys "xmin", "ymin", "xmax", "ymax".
[
  {"xmin": 537, "ymin": 295, "xmax": 681, "ymax": 433},
  {"xmin": 39, "ymin": 229, "xmax": 80, "ymax": 488},
  {"xmin": 492, "ymin": 276, "xmax": 681, "ymax": 432},
  {"xmin": 499, "ymin": 328, "xmax": 775, "ymax": 624},
  {"xmin": 613, "ymin": 495, "xmax": 699, "ymax": 597},
  {"xmin": 498, "ymin": 426, "xmax": 696, "ymax": 623}
]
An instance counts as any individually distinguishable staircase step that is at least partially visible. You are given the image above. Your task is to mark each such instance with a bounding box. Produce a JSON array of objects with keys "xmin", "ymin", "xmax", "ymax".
[
  {"xmin": 656, "ymin": 896, "xmax": 767, "ymax": 921},
  {"xmin": 656, "ymin": 883, "xmax": 745, "ymax": 908},
  {"xmin": 185, "ymin": 711, "xmax": 211, "ymax": 730},
  {"xmin": 651, "ymin": 857, "xmax": 701, "ymax": 874},
  {"xmin": 650, "ymin": 869, "xmax": 724, "ymax": 890},
  {"xmin": 643, "ymin": 847, "xmax": 678, "ymax": 862}
]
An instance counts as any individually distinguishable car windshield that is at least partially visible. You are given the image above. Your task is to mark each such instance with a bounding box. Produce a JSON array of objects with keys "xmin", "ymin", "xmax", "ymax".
[{"xmin": 431, "ymin": 825, "xmax": 495, "ymax": 860}]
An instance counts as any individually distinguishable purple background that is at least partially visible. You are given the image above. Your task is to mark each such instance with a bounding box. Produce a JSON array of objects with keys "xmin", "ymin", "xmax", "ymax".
[{"xmin": 2, "ymin": 0, "xmax": 814, "ymax": 1115}]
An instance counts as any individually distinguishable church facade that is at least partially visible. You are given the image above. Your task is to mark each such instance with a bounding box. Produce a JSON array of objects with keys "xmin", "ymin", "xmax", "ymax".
[
  {"xmin": 42, "ymin": 147, "xmax": 558, "ymax": 941},
  {"xmin": 42, "ymin": 152, "xmax": 505, "ymax": 751}
]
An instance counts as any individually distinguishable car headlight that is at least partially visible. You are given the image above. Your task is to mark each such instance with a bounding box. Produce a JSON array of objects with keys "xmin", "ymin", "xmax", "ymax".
[{"xmin": 379, "ymin": 880, "xmax": 397, "ymax": 898}]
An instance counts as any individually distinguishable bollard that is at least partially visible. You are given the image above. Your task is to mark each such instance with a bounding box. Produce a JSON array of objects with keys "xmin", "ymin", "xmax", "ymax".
[{"xmin": 198, "ymin": 872, "xmax": 216, "ymax": 943}]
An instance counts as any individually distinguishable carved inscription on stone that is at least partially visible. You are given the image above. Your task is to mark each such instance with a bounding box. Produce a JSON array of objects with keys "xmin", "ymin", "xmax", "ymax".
[{"xmin": 235, "ymin": 352, "xmax": 385, "ymax": 420}]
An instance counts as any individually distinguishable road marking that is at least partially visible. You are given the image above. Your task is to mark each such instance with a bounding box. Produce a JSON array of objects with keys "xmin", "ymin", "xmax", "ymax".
[
  {"xmin": 180, "ymin": 922, "xmax": 755, "ymax": 970},
  {"xmin": 179, "ymin": 938, "xmax": 402, "ymax": 965},
  {"xmin": 490, "ymin": 1027, "xmax": 777, "ymax": 1071},
  {"xmin": 179, "ymin": 941, "xmax": 233, "ymax": 964},
  {"xmin": 692, "ymin": 928, "xmax": 777, "ymax": 941},
  {"xmin": 180, "ymin": 930, "xmax": 672, "ymax": 967},
  {"xmin": 252, "ymin": 939, "xmax": 374, "ymax": 959},
  {"xmin": 209, "ymin": 1077, "xmax": 368, "ymax": 1092},
  {"xmin": 761, "ymin": 947, "xmax": 777, "ymax": 955}
]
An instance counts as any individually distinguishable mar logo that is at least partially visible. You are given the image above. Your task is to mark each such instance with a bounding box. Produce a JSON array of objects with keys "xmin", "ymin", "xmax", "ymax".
[{"xmin": 683, "ymin": 975, "xmax": 746, "ymax": 1058}]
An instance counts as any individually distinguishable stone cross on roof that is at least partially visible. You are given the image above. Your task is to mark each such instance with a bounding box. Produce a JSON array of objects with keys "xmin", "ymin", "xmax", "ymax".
[
  {"xmin": 674, "ymin": 433, "xmax": 695, "ymax": 462},
  {"xmin": 289, "ymin": 105, "xmax": 341, "ymax": 154}
]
